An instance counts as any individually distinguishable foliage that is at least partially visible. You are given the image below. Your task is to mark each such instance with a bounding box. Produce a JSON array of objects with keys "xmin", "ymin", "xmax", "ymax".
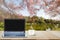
[
  {"xmin": 0, "ymin": 22, "xmax": 4, "ymax": 31},
  {"xmin": 0, "ymin": 16, "xmax": 60, "ymax": 31},
  {"xmin": 25, "ymin": 16, "xmax": 60, "ymax": 31}
]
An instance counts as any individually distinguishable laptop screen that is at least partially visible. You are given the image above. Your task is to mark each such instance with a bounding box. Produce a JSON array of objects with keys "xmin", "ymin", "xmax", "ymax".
[{"xmin": 4, "ymin": 19, "xmax": 25, "ymax": 31}]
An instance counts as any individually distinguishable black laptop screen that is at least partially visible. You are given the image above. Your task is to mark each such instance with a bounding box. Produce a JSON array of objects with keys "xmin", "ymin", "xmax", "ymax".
[{"xmin": 4, "ymin": 19, "xmax": 25, "ymax": 31}]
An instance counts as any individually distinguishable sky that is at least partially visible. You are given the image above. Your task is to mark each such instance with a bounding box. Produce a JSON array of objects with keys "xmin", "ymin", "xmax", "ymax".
[{"xmin": 4, "ymin": 0, "xmax": 60, "ymax": 20}]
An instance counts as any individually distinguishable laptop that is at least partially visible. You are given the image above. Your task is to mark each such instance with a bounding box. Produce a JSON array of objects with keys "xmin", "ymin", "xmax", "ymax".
[{"xmin": 4, "ymin": 19, "xmax": 25, "ymax": 37}]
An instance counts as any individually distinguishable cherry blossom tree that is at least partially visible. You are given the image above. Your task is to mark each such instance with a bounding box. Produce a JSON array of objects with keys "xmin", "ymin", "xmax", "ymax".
[{"xmin": 1, "ymin": 0, "xmax": 60, "ymax": 18}]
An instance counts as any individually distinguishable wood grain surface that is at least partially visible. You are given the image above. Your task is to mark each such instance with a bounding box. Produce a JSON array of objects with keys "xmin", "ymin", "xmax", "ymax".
[{"xmin": 0, "ymin": 31, "xmax": 60, "ymax": 40}]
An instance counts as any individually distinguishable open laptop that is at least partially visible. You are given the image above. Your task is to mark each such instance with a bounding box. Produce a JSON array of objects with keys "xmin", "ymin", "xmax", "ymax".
[{"xmin": 4, "ymin": 19, "xmax": 25, "ymax": 37}]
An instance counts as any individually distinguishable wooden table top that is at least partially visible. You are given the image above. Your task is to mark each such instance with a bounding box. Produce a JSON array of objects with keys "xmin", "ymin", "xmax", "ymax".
[{"xmin": 0, "ymin": 31, "xmax": 60, "ymax": 40}]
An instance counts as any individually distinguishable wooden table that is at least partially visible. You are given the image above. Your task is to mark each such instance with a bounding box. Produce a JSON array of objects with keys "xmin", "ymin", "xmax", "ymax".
[{"xmin": 0, "ymin": 31, "xmax": 60, "ymax": 40}]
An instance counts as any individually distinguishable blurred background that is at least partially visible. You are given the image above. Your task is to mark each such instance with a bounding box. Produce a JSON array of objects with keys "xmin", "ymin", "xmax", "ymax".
[{"xmin": 0, "ymin": 0, "xmax": 60, "ymax": 31}]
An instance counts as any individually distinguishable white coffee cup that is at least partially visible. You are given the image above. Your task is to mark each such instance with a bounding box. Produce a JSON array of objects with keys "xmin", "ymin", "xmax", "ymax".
[{"xmin": 28, "ymin": 30, "xmax": 35, "ymax": 36}]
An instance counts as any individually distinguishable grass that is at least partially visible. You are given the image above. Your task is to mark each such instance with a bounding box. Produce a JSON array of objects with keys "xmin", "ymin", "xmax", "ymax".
[
  {"xmin": 0, "ymin": 22, "xmax": 4, "ymax": 31},
  {"xmin": 0, "ymin": 28, "xmax": 4, "ymax": 31},
  {"xmin": 25, "ymin": 23, "xmax": 48, "ymax": 30},
  {"xmin": 0, "ymin": 22, "xmax": 60, "ymax": 31},
  {"xmin": 54, "ymin": 28, "xmax": 60, "ymax": 31},
  {"xmin": 25, "ymin": 23, "xmax": 60, "ymax": 31}
]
